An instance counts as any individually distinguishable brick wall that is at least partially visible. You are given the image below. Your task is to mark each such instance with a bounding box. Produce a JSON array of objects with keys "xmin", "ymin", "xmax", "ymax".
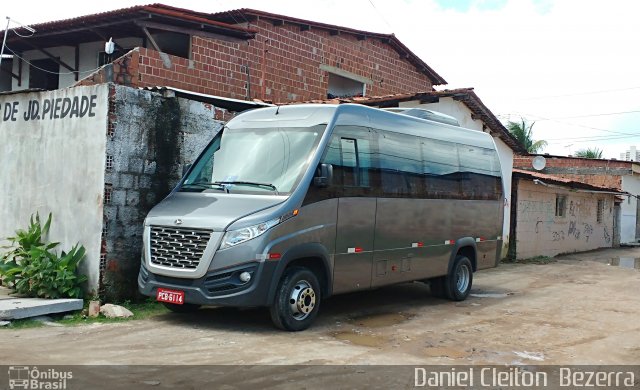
[
  {"xmin": 514, "ymin": 155, "xmax": 632, "ymax": 189},
  {"xmin": 78, "ymin": 19, "xmax": 434, "ymax": 102}
]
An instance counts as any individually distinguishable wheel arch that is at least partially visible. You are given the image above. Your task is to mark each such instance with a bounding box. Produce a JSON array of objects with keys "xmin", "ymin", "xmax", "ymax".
[
  {"xmin": 448, "ymin": 238, "xmax": 477, "ymax": 274},
  {"xmin": 266, "ymin": 243, "xmax": 332, "ymax": 305}
]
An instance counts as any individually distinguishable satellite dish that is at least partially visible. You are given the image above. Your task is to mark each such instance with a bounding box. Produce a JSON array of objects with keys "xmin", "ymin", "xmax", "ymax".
[{"xmin": 532, "ymin": 156, "xmax": 546, "ymax": 171}]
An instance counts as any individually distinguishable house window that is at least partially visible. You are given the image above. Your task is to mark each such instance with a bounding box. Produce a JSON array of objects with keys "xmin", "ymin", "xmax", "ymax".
[
  {"xmin": 28, "ymin": 58, "xmax": 59, "ymax": 90},
  {"xmin": 327, "ymin": 73, "xmax": 365, "ymax": 99},
  {"xmin": 597, "ymin": 199, "xmax": 605, "ymax": 223},
  {"xmin": 555, "ymin": 195, "xmax": 567, "ymax": 217}
]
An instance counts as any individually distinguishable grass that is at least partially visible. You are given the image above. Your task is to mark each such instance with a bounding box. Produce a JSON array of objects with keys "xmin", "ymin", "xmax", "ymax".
[{"xmin": 2, "ymin": 299, "xmax": 169, "ymax": 330}]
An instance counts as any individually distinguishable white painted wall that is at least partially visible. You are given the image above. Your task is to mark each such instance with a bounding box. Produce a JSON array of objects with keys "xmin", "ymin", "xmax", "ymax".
[
  {"xmin": 0, "ymin": 85, "xmax": 109, "ymax": 294},
  {"xmin": 621, "ymin": 175, "xmax": 640, "ymax": 243},
  {"xmin": 10, "ymin": 38, "xmax": 143, "ymax": 91},
  {"xmin": 398, "ymin": 97, "xmax": 514, "ymax": 257}
]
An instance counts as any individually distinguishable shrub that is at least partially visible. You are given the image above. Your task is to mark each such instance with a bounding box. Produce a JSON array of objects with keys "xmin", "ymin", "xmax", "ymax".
[{"xmin": 0, "ymin": 213, "xmax": 87, "ymax": 298}]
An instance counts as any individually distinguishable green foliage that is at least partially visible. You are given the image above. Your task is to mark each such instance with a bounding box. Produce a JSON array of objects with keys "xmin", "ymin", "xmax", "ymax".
[
  {"xmin": 507, "ymin": 119, "xmax": 548, "ymax": 154},
  {"xmin": 573, "ymin": 147, "xmax": 603, "ymax": 159},
  {"xmin": 0, "ymin": 213, "xmax": 87, "ymax": 299}
]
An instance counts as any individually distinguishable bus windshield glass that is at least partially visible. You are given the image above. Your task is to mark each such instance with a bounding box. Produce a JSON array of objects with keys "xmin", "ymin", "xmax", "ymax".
[{"xmin": 181, "ymin": 124, "xmax": 326, "ymax": 194}]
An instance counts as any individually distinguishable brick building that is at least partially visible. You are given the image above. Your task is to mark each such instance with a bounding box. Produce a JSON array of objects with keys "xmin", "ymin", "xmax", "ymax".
[
  {"xmin": 1, "ymin": 4, "xmax": 444, "ymax": 105},
  {"xmin": 514, "ymin": 154, "xmax": 640, "ymax": 244}
]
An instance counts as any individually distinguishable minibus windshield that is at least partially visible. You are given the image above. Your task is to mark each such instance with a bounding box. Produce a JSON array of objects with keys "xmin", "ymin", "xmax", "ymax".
[{"xmin": 181, "ymin": 124, "xmax": 326, "ymax": 194}]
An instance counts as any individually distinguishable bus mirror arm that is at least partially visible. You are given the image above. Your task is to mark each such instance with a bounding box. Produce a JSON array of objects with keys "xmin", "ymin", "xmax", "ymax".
[{"xmin": 313, "ymin": 163, "xmax": 333, "ymax": 188}]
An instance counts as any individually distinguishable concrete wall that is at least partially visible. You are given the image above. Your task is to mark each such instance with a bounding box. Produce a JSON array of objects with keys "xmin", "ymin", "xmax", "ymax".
[
  {"xmin": 0, "ymin": 85, "xmax": 109, "ymax": 294},
  {"xmin": 621, "ymin": 175, "xmax": 640, "ymax": 243},
  {"xmin": 101, "ymin": 85, "xmax": 223, "ymax": 300},
  {"xmin": 398, "ymin": 97, "xmax": 513, "ymax": 256},
  {"xmin": 514, "ymin": 179, "xmax": 615, "ymax": 259},
  {"xmin": 514, "ymin": 155, "xmax": 639, "ymax": 243}
]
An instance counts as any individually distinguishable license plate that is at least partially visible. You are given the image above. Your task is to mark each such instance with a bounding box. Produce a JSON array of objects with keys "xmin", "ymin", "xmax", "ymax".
[{"xmin": 156, "ymin": 288, "xmax": 184, "ymax": 305}]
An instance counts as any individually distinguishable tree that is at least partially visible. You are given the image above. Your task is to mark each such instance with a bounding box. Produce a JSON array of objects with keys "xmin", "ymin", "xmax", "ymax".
[
  {"xmin": 573, "ymin": 147, "xmax": 603, "ymax": 159},
  {"xmin": 507, "ymin": 119, "xmax": 548, "ymax": 154}
]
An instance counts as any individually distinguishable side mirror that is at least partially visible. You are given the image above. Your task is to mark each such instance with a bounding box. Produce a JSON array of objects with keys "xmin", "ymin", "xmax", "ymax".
[
  {"xmin": 313, "ymin": 163, "xmax": 333, "ymax": 187},
  {"xmin": 182, "ymin": 163, "xmax": 192, "ymax": 177}
]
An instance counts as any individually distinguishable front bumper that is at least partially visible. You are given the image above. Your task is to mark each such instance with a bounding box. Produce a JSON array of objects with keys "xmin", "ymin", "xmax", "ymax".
[{"xmin": 138, "ymin": 260, "xmax": 277, "ymax": 307}]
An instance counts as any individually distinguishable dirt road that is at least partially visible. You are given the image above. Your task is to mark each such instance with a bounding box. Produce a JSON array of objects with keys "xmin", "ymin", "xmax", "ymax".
[{"xmin": 2, "ymin": 247, "xmax": 639, "ymax": 367}]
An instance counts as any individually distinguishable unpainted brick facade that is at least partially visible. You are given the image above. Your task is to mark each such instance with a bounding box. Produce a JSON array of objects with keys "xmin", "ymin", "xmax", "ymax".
[
  {"xmin": 78, "ymin": 19, "xmax": 434, "ymax": 103},
  {"xmin": 513, "ymin": 155, "xmax": 634, "ymax": 189}
]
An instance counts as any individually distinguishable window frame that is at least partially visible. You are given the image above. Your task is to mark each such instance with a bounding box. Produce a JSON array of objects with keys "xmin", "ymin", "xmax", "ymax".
[
  {"xmin": 555, "ymin": 194, "xmax": 567, "ymax": 218},
  {"xmin": 596, "ymin": 199, "xmax": 605, "ymax": 223}
]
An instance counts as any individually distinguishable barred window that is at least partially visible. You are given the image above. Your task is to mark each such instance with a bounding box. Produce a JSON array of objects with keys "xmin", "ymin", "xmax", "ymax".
[
  {"xmin": 555, "ymin": 195, "xmax": 567, "ymax": 217},
  {"xmin": 597, "ymin": 199, "xmax": 605, "ymax": 223}
]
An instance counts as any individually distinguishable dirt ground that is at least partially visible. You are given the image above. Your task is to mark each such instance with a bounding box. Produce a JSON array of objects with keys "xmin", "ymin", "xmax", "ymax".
[{"xmin": 1, "ymin": 247, "xmax": 639, "ymax": 386}]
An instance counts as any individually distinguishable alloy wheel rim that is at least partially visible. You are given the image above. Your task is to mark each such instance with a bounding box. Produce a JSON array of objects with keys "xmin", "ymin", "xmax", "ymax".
[
  {"xmin": 456, "ymin": 264, "xmax": 470, "ymax": 293},
  {"xmin": 288, "ymin": 279, "xmax": 316, "ymax": 320}
]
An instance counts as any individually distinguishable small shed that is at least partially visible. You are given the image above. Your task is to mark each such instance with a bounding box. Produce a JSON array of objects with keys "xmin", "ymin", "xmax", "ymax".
[{"xmin": 509, "ymin": 169, "xmax": 625, "ymax": 259}]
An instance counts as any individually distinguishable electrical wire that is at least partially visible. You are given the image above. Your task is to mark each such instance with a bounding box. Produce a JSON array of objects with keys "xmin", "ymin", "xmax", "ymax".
[
  {"xmin": 547, "ymin": 109, "xmax": 640, "ymax": 120},
  {"xmin": 510, "ymin": 86, "xmax": 640, "ymax": 101},
  {"xmin": 4, "ymin": 45, "xmax": 105, "ymax": 76},
  {"xmin": 367, "ymin": 0, "xmax": 394, "ymax": 31},
  {"xmin": 546, "ymin": 134, "xmax": 640, "ymax": 145},
  {"xmin": 10, "ymin": 28, "xmax": 35, "ymax": 38},
  {"xmin": 499, "ymin": 111, "xmax": 639, "ymax": 137}
]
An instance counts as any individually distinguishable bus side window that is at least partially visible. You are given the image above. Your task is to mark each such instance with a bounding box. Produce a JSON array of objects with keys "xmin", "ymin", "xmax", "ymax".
[{"xmin": 340, "ymin": 138, "xmax": 359, "ymax": 186}]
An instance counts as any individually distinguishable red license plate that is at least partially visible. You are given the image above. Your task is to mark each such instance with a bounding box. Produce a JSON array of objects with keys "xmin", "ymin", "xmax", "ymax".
[{"xmin": 156, "ymin": 288, "xmax": 185, "ymax": 305}]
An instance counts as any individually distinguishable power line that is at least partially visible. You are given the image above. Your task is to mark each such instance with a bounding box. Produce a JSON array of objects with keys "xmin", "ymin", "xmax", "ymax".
[
  {"xmin": 367, "ymin": 0, "xmax": 394, "ymax": 31},
  {"xmin": 5, "ymin": 45, "xmax": 104, "ymax": 76},
  {"xmin": 510, "ymin": 86, "xmax": 640, "ymax": 101},
  {"xmin": 547, "ymin": 134, "xmax": 640, "ymax": 145},
  {"xmin": 544, "ymin": 109, "xmax": 640, "ymax": 120},
  {"xmin": 498, "ymin": 111, "xmax": 639, "ymax": 137}
]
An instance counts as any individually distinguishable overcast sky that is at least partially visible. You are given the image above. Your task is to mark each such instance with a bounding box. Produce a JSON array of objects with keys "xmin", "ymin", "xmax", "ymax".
[{"xmin": 4, "ymin": 0, "xmax": 640, "ymax": 158}]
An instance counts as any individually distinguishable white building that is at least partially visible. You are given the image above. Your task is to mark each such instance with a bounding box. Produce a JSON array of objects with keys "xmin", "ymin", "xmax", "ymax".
[{"xmin": 620, "ymin": 146, "xmax": 640, "ymax": 162}]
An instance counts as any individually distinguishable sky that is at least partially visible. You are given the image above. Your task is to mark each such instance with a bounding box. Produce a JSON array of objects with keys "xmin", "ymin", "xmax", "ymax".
[{"xmin": 3, "ymin": 0, "xmax": 640, "ymax": 158}]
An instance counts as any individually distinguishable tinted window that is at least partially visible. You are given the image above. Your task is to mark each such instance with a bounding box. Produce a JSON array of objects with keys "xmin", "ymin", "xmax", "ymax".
[{"xmin": 304, "ymin": 125, "xmax": 502, "ymax": 203}]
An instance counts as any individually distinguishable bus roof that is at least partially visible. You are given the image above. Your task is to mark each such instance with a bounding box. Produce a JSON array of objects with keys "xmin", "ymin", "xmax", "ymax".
[{"xmin": 228, "ymin": 104, "xmax": 497, "ymax": 150}]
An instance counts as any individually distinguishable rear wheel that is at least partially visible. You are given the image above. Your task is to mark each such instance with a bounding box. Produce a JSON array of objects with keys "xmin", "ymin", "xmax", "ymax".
[
  {"xmin": 163, "ymin": 302, "xmax": 201, "ymax": 313},
  {"xmin": 430, "ymin": 255, "xmax": 473, "ymax": 301},
  {"xmin": 270, "ymin": 267, "xmax": 321, "ymax": 331}
]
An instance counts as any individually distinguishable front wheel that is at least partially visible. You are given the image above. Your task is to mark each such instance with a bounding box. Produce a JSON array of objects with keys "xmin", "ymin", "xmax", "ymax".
[
  {"xmin": 430, "ymin": 255, "xmax": 473, "ymax": 301},
  {"xmin": 270, "ymin": 267, "xmax": 321, "ymax": 331}
]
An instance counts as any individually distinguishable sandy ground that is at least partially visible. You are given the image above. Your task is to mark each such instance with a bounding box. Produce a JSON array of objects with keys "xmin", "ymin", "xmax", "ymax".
[{"xmin": 1, "ymin": 247, "xmax": 639, "ymax": 387}]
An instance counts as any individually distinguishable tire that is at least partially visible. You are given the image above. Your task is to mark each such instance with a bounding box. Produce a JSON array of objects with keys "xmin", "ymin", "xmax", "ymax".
[
  {"xmin": 163, "ymin": 302, "xmax": 201, "ymax": 313},
  {"xmin": 445, "ymin": 256, "xmax": 473, "ymax": 301},
  {"xmin": 270, "ymin": 267, "xmax": 321, "ymax": 331},
  {"xmin": 429, "ymin": 276, "xmax": 447, "ymax": 298},
  {"xmin": 430, "ymin": 256, "xmax": 473, "ymax": 301}
]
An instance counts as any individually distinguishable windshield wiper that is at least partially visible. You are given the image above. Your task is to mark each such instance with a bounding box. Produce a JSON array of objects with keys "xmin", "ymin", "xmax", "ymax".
[
  {"xmin": 181, "ymin": 182, "xmax": 227, "ymax": 191},
  {"xmin": 214, "ymin": 181, "xmax": 279, "ymax": 195}
]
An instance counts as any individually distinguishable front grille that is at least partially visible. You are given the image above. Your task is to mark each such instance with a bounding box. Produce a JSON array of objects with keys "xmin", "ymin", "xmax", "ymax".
[{"xmin": 149, "ymin": 226, "xmax": 212, "ymax": 269}]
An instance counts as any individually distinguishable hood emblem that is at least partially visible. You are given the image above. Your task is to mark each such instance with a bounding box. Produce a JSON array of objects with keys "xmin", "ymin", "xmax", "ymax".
[{"xmin": 174, "ymin": 219, "xmax": 183, "ymax": 225}]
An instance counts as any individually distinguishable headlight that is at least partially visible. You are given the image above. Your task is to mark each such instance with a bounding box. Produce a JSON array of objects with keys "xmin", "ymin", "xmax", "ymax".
[{"xmin": 220, "ymin": 217, "xmax": 280, "ymax": 249}]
